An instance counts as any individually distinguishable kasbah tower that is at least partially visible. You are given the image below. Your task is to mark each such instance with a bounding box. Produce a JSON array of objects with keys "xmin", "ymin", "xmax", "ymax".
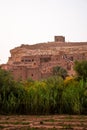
[{"xmin": 1, "ymin": 36, "xmax": 87, "ymax": 80}]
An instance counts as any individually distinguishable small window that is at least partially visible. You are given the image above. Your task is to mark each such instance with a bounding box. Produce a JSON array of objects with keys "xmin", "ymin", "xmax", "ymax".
[
  {"xmin": 40, "ymin": 57, "xmax": 51, "ymax": 62},
  {"xmin": 28, "ymin": 60, "xmax": 31, "ymax": 62},
  {"xmin": 21, "ymin": 60, "xmax": 24, "ymax": 62},
  {"xmin": 31, "ymin": 74, "xmax": 33, "ymax": 77}
]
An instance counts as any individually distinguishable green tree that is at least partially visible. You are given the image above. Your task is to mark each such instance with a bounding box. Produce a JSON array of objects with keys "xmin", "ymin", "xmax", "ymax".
[
  {"xmin": 62, "ymin": 82, "xmax": 78, "ymax": 114},
  {"xmin": 62, "ymin": 79, "xmax": 85, "ymax": 114},
  {"xmin": 45, "ymin": 76, "xmax": 64, "ymax": 114},
  {"xmin": 53, "ymin": 66, "xmax": 67, "ymax": 79},
  {"xmin": 74, "ymin": 60, "xmax": 87, "ymax": 80},
  {"xmin": 0, "ymin": 68, "xmax": 16, "ymax": 113}
]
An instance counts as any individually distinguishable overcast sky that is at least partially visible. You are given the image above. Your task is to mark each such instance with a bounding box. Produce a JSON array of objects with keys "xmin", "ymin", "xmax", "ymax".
[{"xmin": 0, "ymin": 0, "xmax": 87, "ymax": 63}]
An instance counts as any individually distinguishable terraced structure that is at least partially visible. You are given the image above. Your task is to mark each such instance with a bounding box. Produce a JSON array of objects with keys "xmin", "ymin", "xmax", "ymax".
[
  {"xmin": 1, "ymin": 36, "xmax": 87, "ymax": 80},
  {"xmin": 0, "ymin": 115, "xmax": 87, "ymax": 130}
]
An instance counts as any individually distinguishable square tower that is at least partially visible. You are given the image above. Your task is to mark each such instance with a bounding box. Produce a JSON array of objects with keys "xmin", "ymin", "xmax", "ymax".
[{"xmin": 54, "ymin": 36, "xmax": 65, "ymax": 42}]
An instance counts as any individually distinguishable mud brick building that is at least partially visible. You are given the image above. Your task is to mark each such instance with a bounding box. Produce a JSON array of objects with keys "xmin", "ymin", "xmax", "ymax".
[{"xmin": 1, "ymin": 36, "xmax": 87, "ymax": 80}]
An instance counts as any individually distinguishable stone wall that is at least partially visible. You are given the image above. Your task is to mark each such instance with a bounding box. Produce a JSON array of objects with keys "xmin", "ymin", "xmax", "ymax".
[{"xmin": 2, "ymin": 36, "xmax": 87, "ymax": 80}]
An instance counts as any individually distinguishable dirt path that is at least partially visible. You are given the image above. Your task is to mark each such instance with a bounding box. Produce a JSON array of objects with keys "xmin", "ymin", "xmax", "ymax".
[{"xmin": 0, "ymin": 115, "xmax": 87, "ymax": 130}]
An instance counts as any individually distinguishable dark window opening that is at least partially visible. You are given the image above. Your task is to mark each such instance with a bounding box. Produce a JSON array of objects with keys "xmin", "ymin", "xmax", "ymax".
[
  {"xmin": 31, "ymin": 74, "xmax": 33, "ymax": 77},
  {"xmin": 40, "ymin": 57, "xmax": 51, "ymax": 62},
  {"xmin": 21, "ymin": 60, "xmax": 24, "ymax": 62},
  {"xmin": 21, "ymin": 59, "xmax": 32, "ymax": 62}
]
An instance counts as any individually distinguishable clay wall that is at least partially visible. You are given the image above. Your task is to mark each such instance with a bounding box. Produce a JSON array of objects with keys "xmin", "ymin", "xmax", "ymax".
[
  {"xmin": 11, "ymin": 66, "xmax": 27, "ymax": 81},
  {"xmin": 8, "ymin": 51, "xmax": 87, "ymax": 80},
  {"xmin": 1, "ymin": 36, "xmax": 87, "ymax": 81},
  {"xmin": 27, "ymin": 67, "xmax": 41, "ymax": 80}
]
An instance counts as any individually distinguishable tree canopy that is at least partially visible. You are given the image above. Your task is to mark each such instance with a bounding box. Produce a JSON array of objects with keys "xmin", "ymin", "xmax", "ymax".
[
  {"xmin": 74, "ymin": 60, "xmax": 87, "ymax": 80},
  {"xmin": 53, "ymin": 66, "xmax": 67, "ymax": 79},
  {"xmin": 0, "ymin": 64, "xmax": 87, "ymax": 115}
]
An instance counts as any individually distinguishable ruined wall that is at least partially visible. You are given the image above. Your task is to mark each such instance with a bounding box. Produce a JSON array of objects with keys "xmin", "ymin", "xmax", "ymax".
[{"xmin": 3, "ymin": 36, "xmax": 87, "ymax": 80}]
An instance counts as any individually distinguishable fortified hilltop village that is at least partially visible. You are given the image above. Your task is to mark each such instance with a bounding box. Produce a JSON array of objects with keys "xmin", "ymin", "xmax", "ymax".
[{"xmin": 1, "ymin": 36, "xmax": 87, "ymax": 80}]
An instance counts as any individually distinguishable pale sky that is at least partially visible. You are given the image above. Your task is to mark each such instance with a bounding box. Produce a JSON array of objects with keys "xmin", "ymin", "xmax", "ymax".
[{"xmin": 0, "ymin": 0, "xmax": 87, "ymax": 64}]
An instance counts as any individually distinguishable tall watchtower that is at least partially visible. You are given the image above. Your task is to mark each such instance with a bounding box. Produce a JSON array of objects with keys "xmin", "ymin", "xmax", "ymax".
[{"xmin": 54, "ymin": 36, "xmax": 65, "ymax": 42}]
